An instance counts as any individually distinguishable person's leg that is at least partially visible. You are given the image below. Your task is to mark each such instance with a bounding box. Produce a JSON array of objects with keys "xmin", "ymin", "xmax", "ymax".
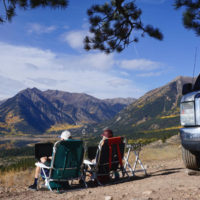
[
  {"xmin": 28, "ymin": 166, "xmax": 40, "ymax": 190},
  {"xmin": 35, "ymin": 166, "xmax": 40, "ymax": 178},
  {"xmin": 28, "ymin": 157, "xmax": 47, "ymax": 190}
]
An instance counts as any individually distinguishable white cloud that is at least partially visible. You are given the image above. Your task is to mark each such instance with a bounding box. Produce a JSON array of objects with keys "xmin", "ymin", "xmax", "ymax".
[
  {"xmin": 29, "ymin": 78, "xmax": 60, "ymax": 86},
  {"xmin": 62, "ymin": 30, "xmax": 87, "ymax": 49},
  {"xmin": 28, "ymin": 23, "xmax": 57, "ymax": 34},
  {"xmin": 119, "ymin": 59, "xmax": 162, "ymax": 71},
  {"xmin": 80, "ymin": 53, "xmax": 114, "ymax": 70},
  {"xmin": 0, "ymin": 42, "xmax": 146, "ymax": 99},
  {"xmin": 0, "ymin": 75, "xmax": 26, "ymax": 99},
  {"xmin": 137, "ymin": 71, "xmax": 163, "ymax": 77},
  {"xmin": 25, "ymin": 63, "xmax": 39, "ymax": 71},
  {"xmin": 61, "ymin": 29, "xmax": 163, "ymax": 74},
  {"xmin": 120, "ymin": 71, "xmax": 130, "ymax": 77},
  {"xmin": 107, "ymin": 78, "xmax": 131, "ymax": 88}
]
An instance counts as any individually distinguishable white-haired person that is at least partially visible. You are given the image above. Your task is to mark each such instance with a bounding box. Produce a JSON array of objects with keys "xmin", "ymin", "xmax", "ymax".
[{"xmin": 28, "ymin": 130, "xmax": 72, "ymax": 190}]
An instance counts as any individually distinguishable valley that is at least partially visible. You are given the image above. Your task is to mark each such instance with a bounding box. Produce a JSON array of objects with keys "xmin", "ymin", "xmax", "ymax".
[{"xmin": 0, "ymin": 76, "xmax": 194, "ymax": 149}]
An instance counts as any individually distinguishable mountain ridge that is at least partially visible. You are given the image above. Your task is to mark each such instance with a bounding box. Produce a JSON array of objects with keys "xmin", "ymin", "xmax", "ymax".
[
  {"xmin": 93, "ymin": 76, "xmax": 193, "ymax": 142},
  {"xmin": 0, "ymin": 76, "xmax": 192, "ymax": 137},
  {"xmin": 0, "ymin": 88, "xmax": 134, "ymax": 135}
]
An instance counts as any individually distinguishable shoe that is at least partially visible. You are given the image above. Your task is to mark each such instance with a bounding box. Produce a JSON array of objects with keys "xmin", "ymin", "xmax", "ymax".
[{"xmin": 28, "ymin": 184, "xmax": 37, "ymax": 191}]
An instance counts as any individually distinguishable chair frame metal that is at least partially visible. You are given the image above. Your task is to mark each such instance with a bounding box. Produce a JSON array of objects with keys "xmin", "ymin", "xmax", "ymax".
[{"xmin": 124, "ymin": 144, "xmax": 147, "ymax": 176}]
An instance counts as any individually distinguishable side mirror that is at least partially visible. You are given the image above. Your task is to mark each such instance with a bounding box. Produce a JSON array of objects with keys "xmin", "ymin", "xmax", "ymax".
[{"xmin": 182, "ymin": 83, "xmax": 193, "ymax": 95}]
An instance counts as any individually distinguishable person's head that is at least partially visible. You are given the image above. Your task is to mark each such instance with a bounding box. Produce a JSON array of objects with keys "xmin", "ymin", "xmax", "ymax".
[
  {"xmin": 60, "ymin": 130, "xmax": 72, "ymax": 140},
  {"xmin": 101, "ymin": 129, "xmax": 113, "ymax": 139}
]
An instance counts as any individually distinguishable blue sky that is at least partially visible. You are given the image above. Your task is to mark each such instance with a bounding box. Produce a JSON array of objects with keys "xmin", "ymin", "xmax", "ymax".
[{"xmin": 0, "ymin": 0, "xmax": 200, "ymax": 99}]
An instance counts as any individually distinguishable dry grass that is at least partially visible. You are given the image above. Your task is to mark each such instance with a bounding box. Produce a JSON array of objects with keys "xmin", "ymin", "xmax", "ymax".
[
  {"xmin": 140, "ymin": 144, "xmax": 181, "ymax": 162},
  {"xmin": 143, "ymin": 126, "xmax": 183, "ymax": 133},
  {"xmin": 126, "ymin": 135, "xmax": 182, "ymax": 164},
  {"xmin": 160, "ymin": 114, "xmax": 179, "ymax": 119},
  {"xmin": 47, "ymin": 123, "xmax": 83, "ymax": 132},
  {"xmin": 0, "ymin": 169, "xmax": 34, "ymax": 188}
]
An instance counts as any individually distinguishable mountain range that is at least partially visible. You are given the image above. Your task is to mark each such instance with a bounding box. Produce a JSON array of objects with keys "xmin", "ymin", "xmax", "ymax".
[
  {"xmin": 0, "ymin": 76, "xmax": 193, "ymax": 139},
  {"xmin": 92, "ymin": 76, "xmax": 193, "ymax": 142},
  {"xmin": 0, "ymin": 88, "xmax": 135, "ymax": 135}
]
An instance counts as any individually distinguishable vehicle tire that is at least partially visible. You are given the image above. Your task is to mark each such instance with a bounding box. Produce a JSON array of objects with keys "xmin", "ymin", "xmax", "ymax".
[{"xmin": 182, "ymin": 145, "xmax": 200, "ymax": 170}]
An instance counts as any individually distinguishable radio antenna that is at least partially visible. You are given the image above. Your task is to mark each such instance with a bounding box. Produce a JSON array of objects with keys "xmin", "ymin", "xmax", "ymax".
[{"xmin": 192, "ymin": 47, "xmax": 198, "ymax": 86}]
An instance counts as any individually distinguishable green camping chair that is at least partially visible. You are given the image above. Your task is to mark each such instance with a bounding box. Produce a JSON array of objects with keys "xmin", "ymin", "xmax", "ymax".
[{"xmin": 35, "ymin": 139, "xmax": 87, "ymax": 191}]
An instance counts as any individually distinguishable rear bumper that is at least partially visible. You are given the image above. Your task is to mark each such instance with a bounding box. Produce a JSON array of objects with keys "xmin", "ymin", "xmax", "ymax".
[{"xmin": 180, "ymin": 127, "xmax": 200, "ymax": 151}]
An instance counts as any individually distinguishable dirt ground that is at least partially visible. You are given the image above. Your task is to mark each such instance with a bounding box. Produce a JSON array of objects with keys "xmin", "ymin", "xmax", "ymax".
[{"xmin": 1, "ymin": 136, "xmax": 200, "ymax": 200}]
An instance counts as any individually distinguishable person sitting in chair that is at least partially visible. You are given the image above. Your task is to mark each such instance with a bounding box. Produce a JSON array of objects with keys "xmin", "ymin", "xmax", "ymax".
[
  {"xmin": 92, "ymin": 129, "xmax": 113, "ymax": 164},
  {"xmin": 28, "ymin": 130, "xmax": 72, "ymax": 190},
  {"xmin": 83, "ymin": 129, "xmax": 113, "ymax": 182},
  {"xmin": 88, "ymin": 129, "xmax": 121, "ymax": 183}
]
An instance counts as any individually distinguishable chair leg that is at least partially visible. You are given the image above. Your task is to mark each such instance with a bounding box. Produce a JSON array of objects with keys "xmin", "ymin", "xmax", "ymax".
[
  {"xmin": 126, "ymin": 161, "xmax": 135, "ymax": 176},
  {"xmin": 46, "ymin": 180, "xmax": 53, "ymax": 192},
  {"xmin": 96, "ymin": 178, "xmax": 103, "ymax": 186},
  {"xmin": 137, "ymin": 158, "xmax": 148, "ymax": 176},
  {"xmin": 124, "ymin": 149, "xmax": 135, "ymax": 176},
  {"xmin": 124, "ymin": 169, "xmax": 130, "ymax": 178},
  {"xmin": 95, "ymin": 173, "xmax": 103, "ymax": 186},
  {"xmin": 40, "ymin": 168, "xmax": 53, "ymax": 191},
  {"xmin": 81, "ymin": 171, "xmax": 88, "ymax": 188},
  {"xmin": 121, "ymin": 167, "xmax": 129, "ymax": 178},
  {"xmin": 133, "ymin": 153, "xmax": 139, "ymax": 172},
  {"xmin": 83, "ymin": 180, "xmax": 88, "ymax": 188},
  {"xmin": 133, "ymin": 151, "xmax": 147, "ymax": 176},
  {"xmin": 124, "ymin": 148, "xmax": 131, "ymax": 169},
  {"xmin": 80, "ymin": 175, "xmax": 88, "ymax": 188}
]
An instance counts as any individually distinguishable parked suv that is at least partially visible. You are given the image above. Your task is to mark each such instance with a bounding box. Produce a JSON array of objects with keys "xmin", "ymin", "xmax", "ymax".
[{"xmin": 180, "ymin": 75, "xmax": 200, "ymax": 169}]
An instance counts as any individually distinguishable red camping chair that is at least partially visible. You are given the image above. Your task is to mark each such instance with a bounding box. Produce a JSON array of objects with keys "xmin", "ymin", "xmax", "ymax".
[{"xmin": 83, "ymin": 136, "xmax": 129, "ymax": 185}]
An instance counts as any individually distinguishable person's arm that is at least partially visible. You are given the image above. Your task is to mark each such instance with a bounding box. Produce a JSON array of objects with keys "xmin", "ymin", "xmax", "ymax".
[
  {"xmin": 40, "ymin": 156, "xmax": 47, "ymax": 163},
  {"xmin": 40, "ymin": 156, "xmax": 52, "ymax": 164},
  {"xmin": 92, "ymin": 140, "xmax": 104, "ymax": 163}
]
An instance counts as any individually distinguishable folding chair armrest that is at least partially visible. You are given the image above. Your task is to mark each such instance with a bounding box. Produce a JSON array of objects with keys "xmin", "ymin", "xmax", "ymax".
[
  {"xmin": 83, "ymin": 160, "xmax": 97, "ymax": 169},
  {"xmin": 35, "ymin": 162, "xmax": 51, "ymax": 169},
  {"xmin": 83, "ymin": 159, "xmax": 95, "ymax": 166}
]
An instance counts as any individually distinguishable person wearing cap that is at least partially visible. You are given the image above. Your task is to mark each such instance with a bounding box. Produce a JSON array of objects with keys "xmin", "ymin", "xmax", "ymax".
[
  {"xmin": 99, "ymin": 129, "xmax": 113, "ymax": 147},
  {"xmin": 83, "ymin": 129, "xmax": 113, "ymax": 183},
  {"xmin": 28, "ymin": 130, "xmax": 72, "ymax": 190},
  {"xmin": 60, "ymin": 130, "xmax": 72, "ymax": 140},
  {"xmin": 92, "ymin": 129, "xmax": 113, "ymax": 164},
  {"xmin": 97, "ymin": 129, "xmax": 120, "ymax": 181}
]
